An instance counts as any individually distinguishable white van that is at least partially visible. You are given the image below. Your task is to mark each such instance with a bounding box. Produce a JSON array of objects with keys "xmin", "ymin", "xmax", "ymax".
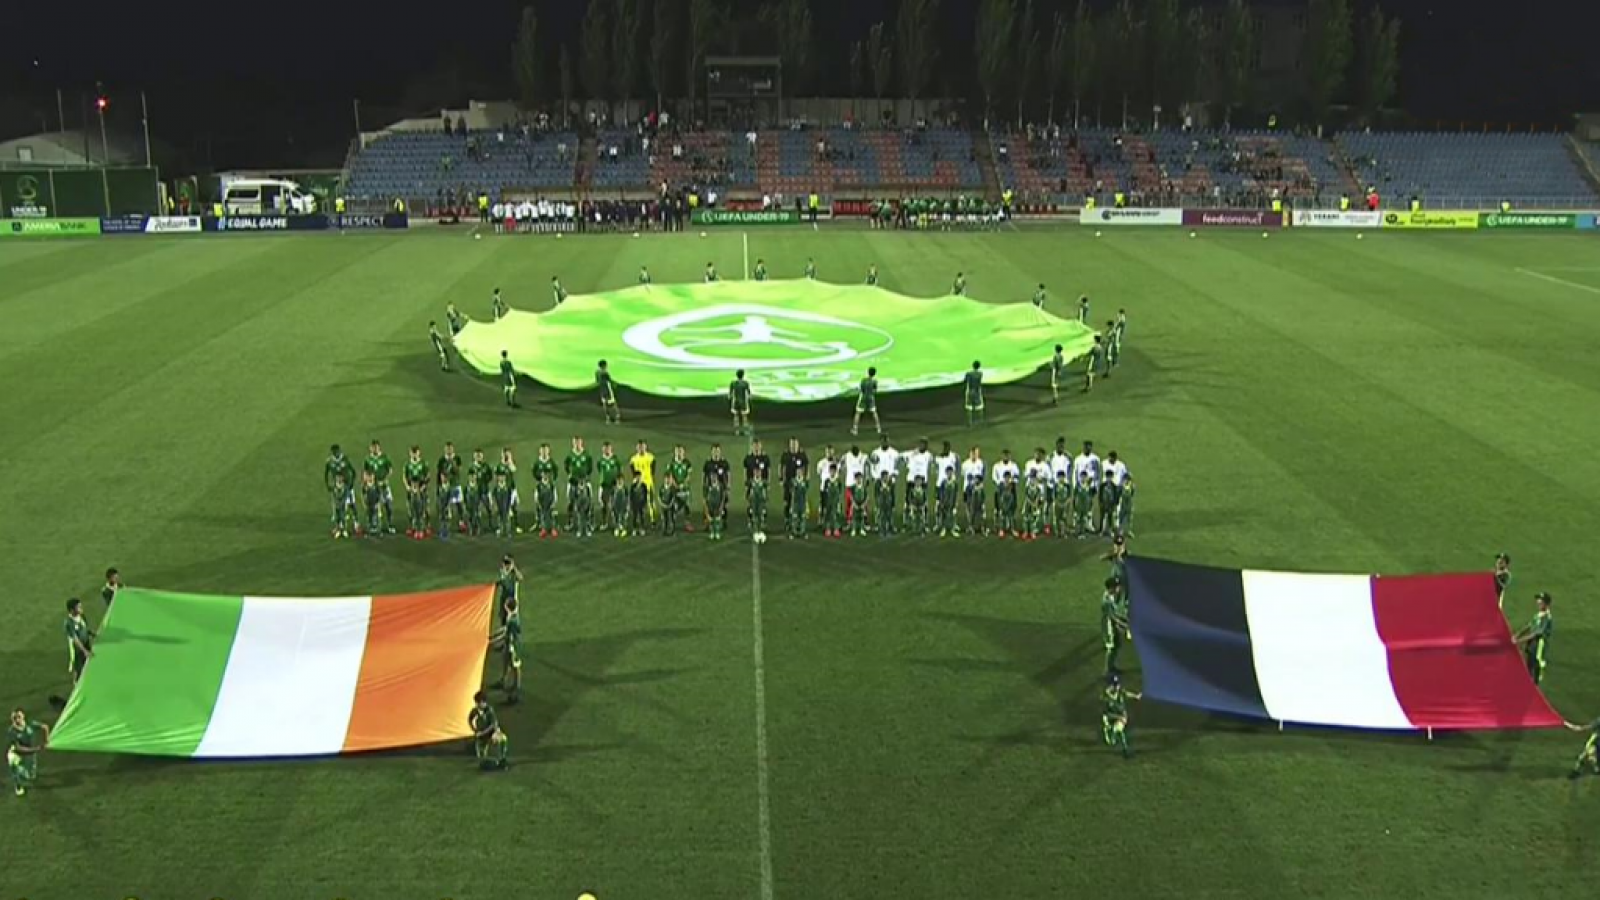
[{"xmin": 222, "ymin": 179, "xmax": 317, "ymax": 215}]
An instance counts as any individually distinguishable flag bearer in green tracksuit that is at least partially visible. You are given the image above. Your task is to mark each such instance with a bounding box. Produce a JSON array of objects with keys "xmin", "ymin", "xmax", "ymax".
[
  {"xmin": 730, "ymin": 370, "xmax": 753, "ymax": 437},
  {"xmin": 494, "ymin": 556, "xmax": 522, "ymax": 627},
  {"xmin": 1494, "ymin": 553, "xmax": 1513, "ymax": 609},
  {"xmin": 754, "ymin": 258, "xmax": 768, "ymax": 281},
  {"xmin": 658, "ymin": 474, "xmax": 682, "ymax": 536},
  {"xmin": 963, "ymin": 361, "xmax": 985, "ymax": 427},
  {"xmin": 495, "ymin": 448, "xmax": 521, "ymax": 536},
  {"xmin": 1101, "ymin": 322, "xmax": 1116, "ymax": 379},
  {"xmin": 1103, "ymin": 536, "xmax": 1129, "ymax": 586},
  {"xmin": 325, "ymin": 444, "xmax": 357, "ymax": 539},
  {"xmin": 1117, "ymin": 476, "xmax": 1137, "ymax": 538},
  {"xmin": 1110, "ymin": 310, "xmax": 1126, "ymax": 369},
  {"xmin": 1050, "ymin": 344, "xmax": 1066, "ymax": 406},
  {"xmin": 65, "ymin": 597, "xmax": 95, "ymax": 689},
  {"xmin": 564, "ymin": 437, "xmax": 594, "ymax": 531},
  {"xmin": 430, "ymin": 321, "xmax": 451, "ymax": 371},
  {"xmin": 360, "ymin": 469, "xmax": 383, "ymax": 536},
  {"xmin": 364, "ymin": 440, "xmax": 395, "ymax": 534},
  {"xmin": 1102, "ymin": 576, "xmax": 1130, "ymax": 676},
  {"xmin": 470, "ymin": 692, "xmax": 509, "ymax": 771},
  {"xmin": 707, "ymin": 476, "xmax": 728, "ymax": 541},
  {"xmin": 1514, "ymin": 592, "xmax": 1553, "ymax": 685},
  {"xmin": 819, "ymin": 463, "xmax": 842, "ymax": 538},
  {"xmin": 597, "ymin": 442, "xmax": 623, "ymax": 533},
  {"xmin": 596, "ymin": 360, "xmax": 622, "ymax": 424},
  {"xmin": 534, "ymin": 472, "xmax": 557, "ymax": 538},
  {"xmin": 873, "ymin": 471, "xmax": 896, "ymax": 537},
  {"xmin": 1073, "ymin": 471, "xmax": 1097, "ymax": 537},
  {"xmin": 1084, "ymin": 336, "xmax": 1104, "ymax": 392},
  {"xmin": 788, "ymin": 470, "xmax": 810, "ymax": 539},
  {"xmin": 499, "ymin": 351, "xmax": 519, "ymax": 407},
  {"xmin": 437, "ymin": 443, "xmax": 464, "ymax": 537},
  {"xmin": 749, "ymin": 476, "xmax": 770, "ymax": 538},
  {"xmin": 669, "ymin": 446, "xmax": 694, "ymax": 532},
  {"xmin": 490, "ymin": 594, "xmax": 524, "ymax": 703},
  {"xmin": 1566, "ymin": 716, "xmax": 1600, "ymax": 779},
  {"xmin": 1078, "ymin": 294, "xmax": 1090, "ymax": 324},
  {"xmin": 1101, "ymin": 674, "xmax": 1141, "ymax": 759},
  {"xmin": 7, "ymin": 709, "xmax": 47, "ymax": 797}
]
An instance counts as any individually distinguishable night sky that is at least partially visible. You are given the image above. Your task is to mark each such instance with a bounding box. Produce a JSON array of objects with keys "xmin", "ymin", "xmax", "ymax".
[{"xmin": 3, "ymin": 0, "xmax": 1595, "ymax": 168}]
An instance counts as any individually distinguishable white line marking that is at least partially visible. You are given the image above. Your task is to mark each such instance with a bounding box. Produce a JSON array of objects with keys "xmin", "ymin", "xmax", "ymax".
[
  {"xmin": 743, "ymin": 231, "xmax": 751, "ymax": 280},
  {"xmin": 1515, "ymin": 267, "xmax": 1600, "ymax": 295},
  {"xmin": 751, "ymin": 535, "xmax": 775, "ymax": 900}
]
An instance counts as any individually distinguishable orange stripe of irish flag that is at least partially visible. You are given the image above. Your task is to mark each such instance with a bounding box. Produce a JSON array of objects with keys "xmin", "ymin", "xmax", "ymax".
[{"xmin": 342, "ymin": 585, "xmax": 495, "ymax": 753}]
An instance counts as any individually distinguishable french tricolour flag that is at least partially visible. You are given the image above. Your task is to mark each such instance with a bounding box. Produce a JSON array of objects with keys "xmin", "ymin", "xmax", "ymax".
[{"xmin": 1127, "ymin": 558, "xmax": 1561, "ymax": 732}]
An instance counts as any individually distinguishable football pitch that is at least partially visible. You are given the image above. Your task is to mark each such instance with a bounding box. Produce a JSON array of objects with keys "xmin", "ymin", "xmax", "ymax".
[{"xmin": 2, "ymin": 224, "xmax": 1599, "ymax": 898}]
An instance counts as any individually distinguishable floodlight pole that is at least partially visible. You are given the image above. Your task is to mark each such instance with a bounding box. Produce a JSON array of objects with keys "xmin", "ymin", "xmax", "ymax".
[
  {"xmin": 98, "ymin": 100, "xmax": 110, "ymax": 165},
  {"xmin": 140, "ymin": 91, "xmax": 153, "ymax": 168},
  {"xmin": 56, "ymin": 88, "xmax": 66, "ymax": 133}
]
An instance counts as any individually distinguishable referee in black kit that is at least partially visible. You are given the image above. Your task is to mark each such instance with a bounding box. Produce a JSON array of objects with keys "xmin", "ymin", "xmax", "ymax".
[{"xmin": 781, "ymin": 437, "xmax": 810, "ymax": 522}]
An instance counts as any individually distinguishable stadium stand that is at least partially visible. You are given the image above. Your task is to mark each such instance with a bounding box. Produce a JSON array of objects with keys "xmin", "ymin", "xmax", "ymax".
[
  {"xmin": 344, "ymin": 128, "xmax": 577, "ymax": 203},
  {"xmin": 1338, "ymin": 132, "xmax": 1600, "ymax": 208}
]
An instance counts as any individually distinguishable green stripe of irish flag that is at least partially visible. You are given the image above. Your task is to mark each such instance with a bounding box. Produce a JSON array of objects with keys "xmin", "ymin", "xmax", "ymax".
[{"xmin": 50, "ymin": 586, "xmax": 494, "ymax": 758}]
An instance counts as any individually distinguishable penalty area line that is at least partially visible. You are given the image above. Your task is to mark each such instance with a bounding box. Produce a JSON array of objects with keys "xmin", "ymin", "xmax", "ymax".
[{"xmin": 1515, "ymin": 267, "xmax": 1600, "ymax": 296}]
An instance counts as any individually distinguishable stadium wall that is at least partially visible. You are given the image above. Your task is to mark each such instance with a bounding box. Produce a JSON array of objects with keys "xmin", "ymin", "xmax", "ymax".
[{"xmin": 0, "ymin": 167, "xmax": 160, "ymax": 218}]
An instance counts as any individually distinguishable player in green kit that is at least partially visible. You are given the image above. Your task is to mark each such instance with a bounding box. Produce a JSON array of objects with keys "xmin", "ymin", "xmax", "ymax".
[
  {"xmin": 597, "ymin": 441, "xmax": 623, "ymax": 534},
  {"xmin": 704, "ymin": 261, "xmax": 718, "ymax": 283},
  {"xmin": 1112, "ymin": 308, "xmax": 1127, "ymax": 369},
  {"xmin": 531, "ymin": 472, "xmax": 555, "ymax": 538},
  {"xmin": 1117, "ymin": 475, "xmax": 1137, "ymax": 537},
  {"xmin": 499, "ymin": 350, "xmax": 519, "ymax": 408},
  {"xmin": 1101, "ymin": 576, "xmax": 1130, "ymax": 675},
  {"xmin": 469, "ymin": 692, "xmax": 509, "ymax": 771},
  {"xmin": 467, "ymin": 449, "xmax": 492, "ymax": 535},
  {"xmin": 446, "ymin": 302, "xmax": 466, "ymax": 335},
  {"xmin": 754, "ymin": 258, "xmax": 768, "ymax": 281},
  {"xmin": 495, "ymin": 447, "xmax": 521, "ymax": 536},
  {"xmin": 1493, "ymin": 553, "xmax": 1512, "ymax": 608},
  {"xmin": 749, "ymin": 476, "xmax": 770, "ymax": 539},
  {"xmin": 873, "ymin": 471, "xmax": 896, "ymax": 537},
  {"xmin": 638, "ymin": 265, "xmax": 652, "ymax": 285},
  {"xmin": 1084, "ymin": 336, "xmax": 1104, "ymax": 392},
  {"xmin": 358, "ymin": 469, "xmax": 381, "ymax": 535},
  {"xmin": 101, "ymin": 567, "xmax": 122, "ymax": 611},
  {"xmin": 7, "ymin": 709, "xmax": 47, "ymax": 797},
  {"xmin": 429, "ymin": 321, "xmax": 451, "ymax": 371},
  {"xmin": 491, "ymin": 288, "xmax": 508, "ymax": 320},
  {"xmin": 64, "ymin": 598, "xmax": 95, "ymax": 689},
  {"xmin": 1049, "ymin": 344, "xmax": 1066, "ymax": 405},
  {"xmin": 788, "ymin": 467, "xmax": 810, "ymax": 539},
  {"xmin": 729, "ymin": 369, "xmax": 753, "ymax": 437},
  {"xmin": 564, "ymin": 437, "xmax": 594, "ymax": 530},
  {"xmin": 952, "ymin": 272, "xmax": 967, "ymax": 296},
  {"xmin": 1078, "ymin": 294, "xmax": 1090, "ymax": 323},
  {"xmin": 403, "ymin": 446, "xmax": 430, "ymax": 539},
  {"xmin": 596, "ymin": 360, "xmax": 621, "ymax": 423},
  {"xmin": 1513, "ymin": 592, "xmax": 1553, "ymax": 685},
  {"xmin": 489, "ymin": 594, "xmax": 525, "ymax": 703},
  {"xmin": 436, "ymin": 442, "xmax": 465, "ymax": 537},
  {"xmin": 804, "ymin": 258, "xmax": 817, "ymax": 279},
  {"xmin": 364, "ymin": 440, "xmax": 396, "ymax": 534},
  {"xmin": 1101, "ymin": 674, "xmax": 1141, "ymax": 759},
  {"xmin": 668, "ymin": 445, "xmax": 694, "ymax": 532},
  {"xmin": 963, "ymin": 361, "xmax": 985, "ymax": 427},
  {"xmin": 1031, "ymin": 284, "xmax": 1046, "ymax": 310},
  {"xmin": 1051, "ymin": 471, "xmax": 1072, "ymax": 539},
  {"xmin": 852, "ymin": 366, "xmax": 882, "ymax": 437},
  {"xmin": 866, "ymin": 264, "xmax": 879, "ymax": 286},
  {"xmin": 551, "ymin": 276, "xmax": 568, "ymax": 305},
  {"xmin": 1566, "ymin": 716, "xmax": 1600, "ymax": 779},
  {"xmin": 1102, "ymin": 535, "xmax": 1129, "ymax": 586},
  {"xmin": 707, "ymin": 475, "xmax": 727, "ymax": 540},
  {"xmin": 935, "ymin": 470, "xmax": 958, "ymax": 537},
  {"xmin": 819, "ymin": 462, "xmax": 843, "ymax": 538},
  {"xmin": 659, "ymin": 474, "xmax": 683, "ymax": 536},
  {"xmin": 325, "ymin": 444, "xmax": 357, "ymax": 538}
]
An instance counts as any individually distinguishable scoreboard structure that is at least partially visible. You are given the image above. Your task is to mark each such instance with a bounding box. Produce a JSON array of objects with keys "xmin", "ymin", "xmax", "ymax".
[{"xmin": 705, "ymin": 56, "xmax": 784, "ymax": 125}]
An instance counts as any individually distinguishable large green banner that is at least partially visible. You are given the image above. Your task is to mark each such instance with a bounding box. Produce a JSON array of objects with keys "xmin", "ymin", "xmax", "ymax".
[
  {"xmin": 1, "ymin": 170, "xmax": 54, "ymax": 217},
  {"xmin": 1478, "ymin": 212, "xmax": 1576, "ymax": 229},
  {"xmin": 455, "ymin": 280, "xmax": 1097, "ymax": 402},
  {"xmin": 691, "ymin": 209, "xmax": 801, "ymax": 226}
]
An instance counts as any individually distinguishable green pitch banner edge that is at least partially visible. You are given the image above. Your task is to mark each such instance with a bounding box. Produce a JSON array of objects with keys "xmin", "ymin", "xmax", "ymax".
[{"xmin": 51, "ymin": 589, "xmax": 245, "ymax": 756}]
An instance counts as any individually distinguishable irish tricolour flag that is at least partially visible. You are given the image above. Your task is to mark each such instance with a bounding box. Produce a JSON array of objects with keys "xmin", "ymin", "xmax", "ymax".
[
  {"xmin": 1127, "ymin": 558, "xmax": 1561, "ymax": 732},
  {"xmin": 51, "ymin": 586, "xmax": 494, "ymax": 758}
]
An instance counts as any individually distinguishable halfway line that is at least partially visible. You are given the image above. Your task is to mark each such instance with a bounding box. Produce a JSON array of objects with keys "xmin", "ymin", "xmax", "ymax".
[
  {"xmin": 751, "ymin": 522, "xmax": 775, "ymax": 900},
  {"xmin": 743, "ymin": 231, "xmax": 751, "ymax": 281},
  {"xmin": 1515, "ymin": 267, "xmax": 1600, "ymax": 296}
]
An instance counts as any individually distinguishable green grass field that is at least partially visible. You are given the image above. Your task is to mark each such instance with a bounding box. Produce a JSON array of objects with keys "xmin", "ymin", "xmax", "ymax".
[{"xmin": 2, "ymin": 224, "xmax": 1599, "ymax": 899}]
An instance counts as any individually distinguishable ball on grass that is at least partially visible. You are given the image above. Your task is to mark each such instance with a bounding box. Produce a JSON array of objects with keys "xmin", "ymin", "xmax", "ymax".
[
  {"xmin": 753, "ymin": 531, "xmax": 767, "ymax": 545},
  {"xmin": 632, "ymin": 231, "xmax": 640, "ymax": 238},
  {"xmin": 700, "ymin": 231, "xmax": 708, "ymax": 238},
  {"xmin": 1261, "ymin": 231, "xmax": 1269, "ymax": 238},
  {"xmin": 1188, "ymin": 231, "xmax": 1196, "ymax": 238},
  {"xmin": 474, "ymin": 233, "xmax": 481, "ymax": 241},
  {"xmin": 1094, "ymin": 230, "xmax": 1102, "ymax": 238},
  {"xmin": 579, "ymin": 893, "xmax": 598, "ymax": 900},
  {"xmin": 1357, "ymin": 233, "xmax": 1365, "ymax": 240}
]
